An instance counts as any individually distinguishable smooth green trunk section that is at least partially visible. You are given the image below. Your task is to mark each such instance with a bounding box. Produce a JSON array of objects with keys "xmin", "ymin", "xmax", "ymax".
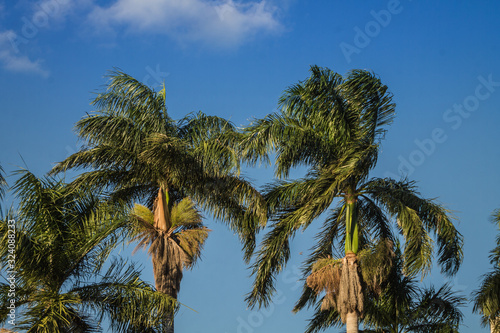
[{"xmin": 344, "ymin": 201, "xmax": 358, "ymax": 254}]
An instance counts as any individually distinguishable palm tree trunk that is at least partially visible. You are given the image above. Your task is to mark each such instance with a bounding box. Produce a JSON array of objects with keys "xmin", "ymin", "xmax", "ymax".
[
  {"xmin": 152, "ymin": 187, "xmax": 179, "ymax": 333},
  {"xmin": 345, "ymin": 311, "xmax": 359, "ymax": 333},
  {"xmin": 342, "ymin": 194, "xmax": 362, "ymax": 333},
  {"xmin": 154, "ymin": 245, "xmax": 180, "ymax": 333}
]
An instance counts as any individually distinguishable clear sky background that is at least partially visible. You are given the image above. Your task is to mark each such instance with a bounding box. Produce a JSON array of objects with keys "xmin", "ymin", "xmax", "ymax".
[{"xmin": 1, "ymin": 0, "xmax": 500, "ymax": 332}]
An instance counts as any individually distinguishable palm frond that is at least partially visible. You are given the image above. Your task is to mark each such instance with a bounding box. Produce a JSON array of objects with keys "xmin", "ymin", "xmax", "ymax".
[
  {"xmin": 74, "ymin": 258, "xmax": 178, "ymax": 332},
  {"xmin": 304, "ymin": 301, "xmax": 343, "ymax": 333},
  {"xmin": 246, "ymin": 217, "xmax": 299, "ymax": 308},
  {"xmin": 365, "ymin": 177, "xmax": 463, "ymax": 277},
  {"xmin": 0, "ymin": 171, "xmax": 165, "ymax": 332},
  {"xmin": 410, "ymin": 283, "xmax": 465, "ymax": 332}
]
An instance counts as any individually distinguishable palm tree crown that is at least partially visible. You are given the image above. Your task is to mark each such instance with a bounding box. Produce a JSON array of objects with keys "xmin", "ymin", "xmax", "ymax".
[{"xmin": 51, "ymin": 70, "xmax": 265, "ymax": 259}]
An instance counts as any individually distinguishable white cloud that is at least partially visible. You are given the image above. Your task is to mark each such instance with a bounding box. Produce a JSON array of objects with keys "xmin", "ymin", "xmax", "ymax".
[
  {"xmin": 88, "ymin": 0, "xmax": 282, "ymax": 47},
  {"xmin": 0, "ymin": 30, "xmax": 49, "ymax": 77}
]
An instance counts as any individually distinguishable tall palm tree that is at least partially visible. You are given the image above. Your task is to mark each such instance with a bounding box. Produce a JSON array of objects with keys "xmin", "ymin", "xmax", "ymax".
[
  {"xmin": 0, "ymin": 170, "xmax": 177, "ymax": 332},
  {"xmin": 130, "ymin": 188, "xmax": 209, "ymax": 333},
  {"xmin": 243, "ymin": 66, "xmax": 463, "ymax": 333},
  {"xmin": 50, "ymin": 71, "xmax": 265, "ymax": 332},
  {"xmin": 473, "ymin": 208, "xmax": 500, "ymax": 333},
  {"xmin": 306, "ymin": 243, "xmax": 465, "ymax": 333},
  {"xmin": 50, "ymin": 71, "xmax": 265, "ymax": 260}
]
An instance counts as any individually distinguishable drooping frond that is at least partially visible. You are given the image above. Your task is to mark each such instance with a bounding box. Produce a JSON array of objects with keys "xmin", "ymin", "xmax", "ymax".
[
  {"xmin": 357, "ymin": 238, "xmax": 394, "ymax": 296},
  {"xmin": 178, "ymin": 111, "xmax": 242, "ymax": 174},
  {"xmin": 409, "ymin": 283, "xmax": 465, "ymax": 333},
  {"xmin": 306, "ymin": 257, "xmax": 343, "ymax": 311},
  {"xmin": 341, "ymin": 69, "xmax": 395, "ymax": 144},
  {"xmin": 473, "ymin": 209, "xmax": 500, "ymax": 332},
  {"xmin": 246, "ymin": 216, "xmax": 299, "ymax": 308},
  {"xmin": 74, "ymin": 259, "xmax": 178, "ymax": 332},
  {"xmin": 365, "ymin": 177, "xmax": 463, "ymax": 277},
  {"xmin": 279, "ymin": 65, "xmax": 356, "ymax": 146}
]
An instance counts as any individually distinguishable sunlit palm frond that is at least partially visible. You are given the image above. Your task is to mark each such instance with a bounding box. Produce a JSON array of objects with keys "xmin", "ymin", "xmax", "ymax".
[
  {"xmin": 364, "ymin": 177, "xmax": 463, "ymax": 277},
  {"xmin": 245, "ymin": 217, "xmax": 298, "ymax": 308}
]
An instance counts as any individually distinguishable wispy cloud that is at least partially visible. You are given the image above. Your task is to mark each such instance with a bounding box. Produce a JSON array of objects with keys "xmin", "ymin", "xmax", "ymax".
[
  {"xmin": 0, "ymin": 0, "xmax": 90, "ymax": 77},
  {"xmin": 88, "ymin": 0, "xmax": 283, "ymax": 47},
  {"xmin": 0, "ymin": 30, "xmax": 49, "ymax": 77}
]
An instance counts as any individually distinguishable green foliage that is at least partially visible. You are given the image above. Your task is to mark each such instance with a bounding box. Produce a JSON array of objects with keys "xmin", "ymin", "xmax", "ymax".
[{"xmin": 0, "ymin": 170, "xmax": 177, "ymax": 332}]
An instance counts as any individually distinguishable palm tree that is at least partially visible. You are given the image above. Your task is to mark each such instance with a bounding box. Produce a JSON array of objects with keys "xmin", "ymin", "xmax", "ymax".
[
  {"xmin": 473, "ymin": 208, "xmax": 500, "ymax": 333},
  {"xmin": 50, "ymin": 71, "xmax": 265, "ymax": 332},
  {"xmin": 243, "ymin": 66, "xmax": 463, "ymax": 333},
  {"xmin": 306, "ymin": 243, "xmax": 465, "ymax": 333},
  {"xmin": 50, "ymin": 71, "xmax": 265, "ymax": 260},
  {"xmin": 0, "ymin": 170, "xmax": 177, "ymax": 332},
  {"xmin": 130, "ymin": 189, "xmax": 209, "ymax": 333}
]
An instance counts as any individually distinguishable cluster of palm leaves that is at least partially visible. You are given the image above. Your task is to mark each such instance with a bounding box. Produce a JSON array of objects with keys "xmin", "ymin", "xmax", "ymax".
[
  {"xmin": 0, "ymin": 170, "xmax": 177, "ymax": 332},
  {"xmin": 0, "ymin": 65, "xmax": 497, "ymax": 332}
]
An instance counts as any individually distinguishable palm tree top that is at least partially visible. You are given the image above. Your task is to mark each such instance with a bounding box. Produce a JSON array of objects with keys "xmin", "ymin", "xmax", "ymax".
[
  {"xmin": 243, "ymin": 65, "xmax": 395, "ymax": 179},
  {"xmin": 50, "ymin": 70, "xmax": 267, "ymax": 260}
]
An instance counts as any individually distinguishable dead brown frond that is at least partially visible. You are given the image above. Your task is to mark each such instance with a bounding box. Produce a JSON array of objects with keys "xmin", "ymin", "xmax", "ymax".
[{"xmin": 307, "ymin": 257, "xmax": 342, "ymax": 311}]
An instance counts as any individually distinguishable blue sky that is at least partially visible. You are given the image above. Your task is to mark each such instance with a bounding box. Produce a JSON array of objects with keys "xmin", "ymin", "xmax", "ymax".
[{"xmin": 1, "ymin": 0, "xmax": 500, "ymax": 332}]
